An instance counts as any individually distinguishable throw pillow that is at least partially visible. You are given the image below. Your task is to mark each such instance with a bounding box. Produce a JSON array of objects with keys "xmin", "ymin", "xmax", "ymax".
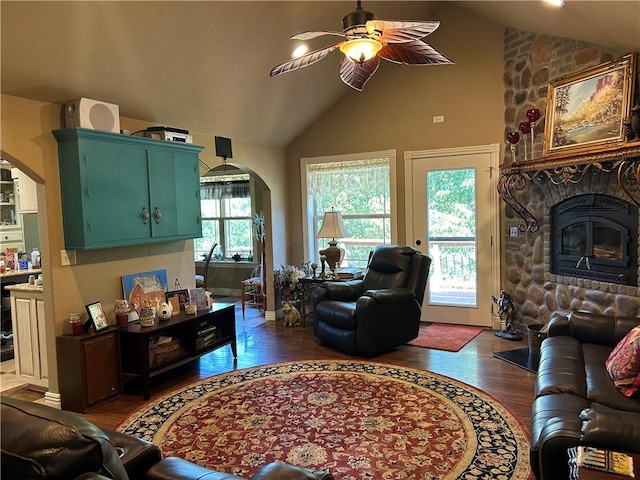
[{"xmin": 605, "ymin": 325, "xmax": 640, "ymax": 397}]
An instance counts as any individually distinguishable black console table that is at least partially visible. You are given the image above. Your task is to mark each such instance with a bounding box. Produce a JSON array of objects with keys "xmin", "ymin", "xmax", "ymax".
[{"xmin": 119, "ymin": 302, "xmax": 236, "ymax": 399}]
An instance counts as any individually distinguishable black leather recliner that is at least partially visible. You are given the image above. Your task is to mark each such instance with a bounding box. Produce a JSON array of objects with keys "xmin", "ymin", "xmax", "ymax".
[
  {"xmin": 0, "ymin": 397, "xmax": 335, "ymax": 480},
  {"xmin": 312, "ymin": 244, "xmax": 431, "ymax": 356}
]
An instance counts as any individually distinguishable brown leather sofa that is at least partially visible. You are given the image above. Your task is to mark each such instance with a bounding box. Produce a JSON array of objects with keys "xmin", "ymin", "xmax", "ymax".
[
  {"xmin": 312, "ymin": 244, "xmax": 431, "ymax": 357},
  {"xmin": 0, "ymin": 397, "xmax": 335, "ymax": 480},
  {"xmin": 530, "ymin": 311, "xmax": 640, "ymax": 480}
]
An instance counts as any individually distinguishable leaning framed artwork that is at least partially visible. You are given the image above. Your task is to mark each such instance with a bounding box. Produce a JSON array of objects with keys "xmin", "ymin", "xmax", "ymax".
[
  {"xmin": 122, "ymin": 269, "xmax": 168, "ymax": 311},
  {"xmin": 543, "ymin": 53, "xmax": 636, "ymax": 157}
]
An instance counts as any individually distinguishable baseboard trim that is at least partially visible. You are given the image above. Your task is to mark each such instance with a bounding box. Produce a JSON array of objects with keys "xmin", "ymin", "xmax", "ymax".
[{"xmin": 43, "ymin": 391, "xmax": 62, "ymax": 409}]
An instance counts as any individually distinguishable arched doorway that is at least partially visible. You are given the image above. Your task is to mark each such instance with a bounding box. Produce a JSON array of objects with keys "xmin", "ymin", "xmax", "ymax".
[
  {"xmin": 0, "ymin": 150, "xmax": 53, "ymax": 400},
  {"xmin": 197, "ymin": 162, "xmax": 274, "ymax": 316}
]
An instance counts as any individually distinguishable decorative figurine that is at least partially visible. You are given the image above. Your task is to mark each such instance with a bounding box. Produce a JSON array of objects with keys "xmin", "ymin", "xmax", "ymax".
[
  {"xmin": 310, "ymin": 262, "xmax": 318, "ymax": 278},
  {"xmin": 492, "ymin": 290, "xmax": 522, "ymax": 340},
  {"xmin": 320, "ymin": 255, "xmax": 327, "ymax": 279}
]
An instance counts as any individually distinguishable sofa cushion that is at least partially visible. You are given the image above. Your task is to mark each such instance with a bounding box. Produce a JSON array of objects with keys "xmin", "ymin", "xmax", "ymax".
[
  {"xmin": 605, "ymin": 325, "xmax": 640, "ymax": 397},
  {"xmin": 583, "ymin": 344, "xmax": 640, "ymax": 412}
]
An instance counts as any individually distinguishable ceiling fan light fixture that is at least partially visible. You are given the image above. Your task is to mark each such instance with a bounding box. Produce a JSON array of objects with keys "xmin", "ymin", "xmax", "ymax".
[
  {"xmin": 292, "ymin": 44, "xmax": 309, "ymax": 58},
  {"xmin": 340, "ymin": 37, "xmax": 382, "ymax": 63}
]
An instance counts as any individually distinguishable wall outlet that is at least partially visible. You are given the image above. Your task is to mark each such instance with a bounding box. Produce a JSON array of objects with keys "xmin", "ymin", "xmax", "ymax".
[
  {"xmin": 61, "ymin": 249, "xmax": 76, "ymax": 266},
  {"xmin": 509, "ymin": 226, "xmax": 518, "ymax": 237},
  {"xmin": 433, "ymin": 115, "xmax": 444, "ymax": 123}
]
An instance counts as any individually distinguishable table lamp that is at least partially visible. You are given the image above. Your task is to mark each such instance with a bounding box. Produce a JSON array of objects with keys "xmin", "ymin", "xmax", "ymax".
[{"xmin": 316, "ymin": 208, "xmax": 349, "ymax": 273}]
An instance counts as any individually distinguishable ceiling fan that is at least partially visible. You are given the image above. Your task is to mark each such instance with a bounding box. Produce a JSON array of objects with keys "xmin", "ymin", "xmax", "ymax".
[{"xmin": 270, "ymin": 1, "xmax": 454, "ymax": 91}]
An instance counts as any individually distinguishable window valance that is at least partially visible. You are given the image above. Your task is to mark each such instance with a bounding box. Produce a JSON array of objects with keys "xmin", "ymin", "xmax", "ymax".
[{"xmin": 200, "ymin": 175, "xmax": 250, "ymax": 200}]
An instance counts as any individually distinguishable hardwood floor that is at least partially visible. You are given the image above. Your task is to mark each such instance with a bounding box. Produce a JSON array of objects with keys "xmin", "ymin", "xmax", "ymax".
[{"xmin": 83, "ymin": 302, "xmax": 537, "ymax": 434}]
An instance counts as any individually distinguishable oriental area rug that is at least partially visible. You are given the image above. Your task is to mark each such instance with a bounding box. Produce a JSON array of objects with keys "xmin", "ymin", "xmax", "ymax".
[
  {"xmin": 408, "ymin": 323, "xmax": 485, "ymax": 352},
  {"xmin": 116, "ymin": 361, "xmax": 531, "ymax": 479}
]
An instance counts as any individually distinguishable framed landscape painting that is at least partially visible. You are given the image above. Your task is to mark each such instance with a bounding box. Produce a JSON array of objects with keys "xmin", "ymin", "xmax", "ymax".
[{"xmin": 543, "ymin": 53, "xmax": 636, "ymax": 157}]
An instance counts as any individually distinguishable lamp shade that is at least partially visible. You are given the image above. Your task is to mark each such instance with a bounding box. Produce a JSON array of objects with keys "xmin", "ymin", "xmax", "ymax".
[{"xmin": 316, "ymin": 210, "xmax": 349, "ymax": 240}]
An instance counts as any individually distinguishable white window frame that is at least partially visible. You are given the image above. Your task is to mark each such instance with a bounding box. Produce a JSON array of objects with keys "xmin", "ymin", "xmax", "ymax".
[
  {"xmin": 197, "ymin": 174, "xmax": 254, "ymax": 262},
  {"xmin": 300, "ymin": 149, "xmax": 398, "ymax": 264}
]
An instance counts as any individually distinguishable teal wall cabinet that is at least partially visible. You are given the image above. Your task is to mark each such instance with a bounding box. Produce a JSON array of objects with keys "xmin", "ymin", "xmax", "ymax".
[{"xmin": 53, "ymin": 128, "xmax": 203, "ymax": 249}]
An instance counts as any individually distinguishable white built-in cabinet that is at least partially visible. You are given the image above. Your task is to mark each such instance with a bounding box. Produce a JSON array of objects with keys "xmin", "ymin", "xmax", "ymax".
[
  {"xmin": 8, "ymin": 286, "xmax": 48, "ymax": 388},
  {"xmin": 12, "ymin": 167, "xmax": 38, "ymax": 213},
  {"xmin": 0, "ymin": 161, "xmax": 23, "ymax": 252}
]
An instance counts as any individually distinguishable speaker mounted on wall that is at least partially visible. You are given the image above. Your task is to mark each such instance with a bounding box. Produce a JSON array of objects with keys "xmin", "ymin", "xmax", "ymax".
[
  {"xmin": 64, "ymin": 98, "xmax": 120, "ymax": 133},
  {"xmin": 214, "ymin": 136, "xmax": 233, "ymax": 160}
]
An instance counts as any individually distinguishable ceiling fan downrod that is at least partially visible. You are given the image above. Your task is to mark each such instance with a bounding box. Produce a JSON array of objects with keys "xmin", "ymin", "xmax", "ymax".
[{"xmin": 342, "ymin": 0, "xmax": 376, "ymax": 31}]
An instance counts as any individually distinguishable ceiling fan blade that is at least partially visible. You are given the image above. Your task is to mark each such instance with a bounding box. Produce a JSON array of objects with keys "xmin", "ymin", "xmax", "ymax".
[
  {"xmin": 371, "ymin": 20, "xmax": 440, "ymax": 43},
  {"xmin": 339, "ymin": 56, "xmax": 380, "ymax": 91},
  {"xmin": 292, "ymin": 31, "xmax": 346, "ymax": 41},
  {"xmin": 378, "ymin": 40, "xmax": 454, "ymax": 65},
  {"xmin": 270, "ymin": 44, "xmax": 341, "ymax": 77}
]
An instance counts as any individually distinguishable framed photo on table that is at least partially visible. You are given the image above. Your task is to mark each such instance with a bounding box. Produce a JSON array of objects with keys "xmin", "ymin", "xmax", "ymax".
[
  {"xmin": 165, "ymin": 289, "xmax": 189, "ymax": 311},
  {"xmin": 85, "ymin": 301, "xmax": 109, "ymax": 332},
  {"xmin": 543, "ymin": 53, "xmax": 636, "ymax": 157}
]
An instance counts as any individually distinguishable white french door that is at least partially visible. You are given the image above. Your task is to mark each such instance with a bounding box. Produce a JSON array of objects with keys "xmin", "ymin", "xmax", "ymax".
[{"xmin": 404, "ymin": 145, "xmax": 501, "ymax": 327}]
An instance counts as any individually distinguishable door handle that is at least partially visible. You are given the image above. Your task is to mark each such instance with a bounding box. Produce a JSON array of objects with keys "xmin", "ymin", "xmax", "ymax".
[
  {"xmin": 154, "ymin": 207, "xmax": 162, "ymax": 224},
  {"xmin": 141, "ymin": 207, "xmax": 150, "ymax": 225},
  {"xmin": 415, "ymin": 239, "xmax": 422, "ymax": 246}
]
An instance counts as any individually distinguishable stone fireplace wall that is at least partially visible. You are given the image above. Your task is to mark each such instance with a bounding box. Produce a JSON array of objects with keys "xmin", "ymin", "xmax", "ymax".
[{"xmin": 502, "ymin": 29, "xmax": 640, "ymax": 330}]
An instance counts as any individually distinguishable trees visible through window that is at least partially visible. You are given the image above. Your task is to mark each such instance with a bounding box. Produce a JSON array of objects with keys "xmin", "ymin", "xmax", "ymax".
[{"xmin": 303, "ymin": 152, "xmax": 395, "ymax": 268}]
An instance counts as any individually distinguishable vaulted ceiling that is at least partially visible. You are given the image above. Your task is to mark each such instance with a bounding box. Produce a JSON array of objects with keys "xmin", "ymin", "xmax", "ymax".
[{"xmin": 2, "ymin": 1, "xmax": 639, "ymax": 147}]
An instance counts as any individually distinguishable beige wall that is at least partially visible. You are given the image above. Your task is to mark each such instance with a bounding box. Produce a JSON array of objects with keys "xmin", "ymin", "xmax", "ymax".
[
  {"xmin": 1, "ymin": 94, "xmax": 288, "ymax": 396},
  {"xmin": 285, "ymin": 4, "xmax": 506, "ymax": 262}
]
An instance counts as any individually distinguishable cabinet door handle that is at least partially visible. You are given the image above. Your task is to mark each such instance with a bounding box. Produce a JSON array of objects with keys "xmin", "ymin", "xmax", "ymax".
[
  {"xmin": 141, "ymin": 207, "xmax": 150, "ymax": 225},
  {"xmin": 154, "ymin": 207, "xmax": 162, "ymax": 224}
]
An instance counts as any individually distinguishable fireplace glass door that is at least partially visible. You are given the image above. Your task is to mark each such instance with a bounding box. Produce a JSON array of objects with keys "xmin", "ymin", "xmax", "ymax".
[
  {"xmin": 561, "ymin": 218, "xmax": 624, "ymax": 261},
  {"xmin": 552, "ymin": 194, "xmax": 637, "ymax": 285}
]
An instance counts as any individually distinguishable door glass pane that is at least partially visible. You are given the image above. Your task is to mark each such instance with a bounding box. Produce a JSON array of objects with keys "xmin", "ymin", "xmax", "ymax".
[{"xmin": 426, "ymin": 168, "xmax": 477, "ymax": 307}]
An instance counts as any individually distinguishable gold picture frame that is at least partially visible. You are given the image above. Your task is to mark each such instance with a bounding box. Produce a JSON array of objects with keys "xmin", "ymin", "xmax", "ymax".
[{"xmin": 543, "ymin": 53, "xmax": 636, "ymax": 157}]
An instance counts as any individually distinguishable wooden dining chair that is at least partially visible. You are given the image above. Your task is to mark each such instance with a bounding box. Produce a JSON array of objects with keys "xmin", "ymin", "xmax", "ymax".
[
  {"xmin": 195, "ymin": 243, "xmax": 217, "ymax": 291},
  {"xmin": 241, "ymin": 265, "xmax": 265, "ymax": 317}
]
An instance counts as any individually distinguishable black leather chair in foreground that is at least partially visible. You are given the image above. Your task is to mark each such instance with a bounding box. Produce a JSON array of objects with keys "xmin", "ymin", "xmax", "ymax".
[
  {"xmin": 1, "ymin": 397, "xmax": 335, "ymax": 480},
  {"xmin": 312, "ymin": 244, "xmax": 431, "ymax": 356}
]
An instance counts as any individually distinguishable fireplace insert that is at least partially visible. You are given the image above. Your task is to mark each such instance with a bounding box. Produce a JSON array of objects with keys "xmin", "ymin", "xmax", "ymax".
[{"xmin": 551, "ymin": 194, "xmax": 638, "ymax": 285}]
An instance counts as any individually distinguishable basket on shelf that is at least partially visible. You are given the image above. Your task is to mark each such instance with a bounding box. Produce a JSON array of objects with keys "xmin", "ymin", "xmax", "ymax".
[{"xmin": 151, "ymin": 340, "xmax": 184, "ymax": 365}]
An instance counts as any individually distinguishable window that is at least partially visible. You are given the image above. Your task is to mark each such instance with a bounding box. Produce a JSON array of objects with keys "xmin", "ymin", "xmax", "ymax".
[
  {"xmin": 302, "ymin": 150, "xmax": 396, "ymax": 268},
  {"xmin": 196, "ymin": 174, "xmax": 254, "ymax": 262}
]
